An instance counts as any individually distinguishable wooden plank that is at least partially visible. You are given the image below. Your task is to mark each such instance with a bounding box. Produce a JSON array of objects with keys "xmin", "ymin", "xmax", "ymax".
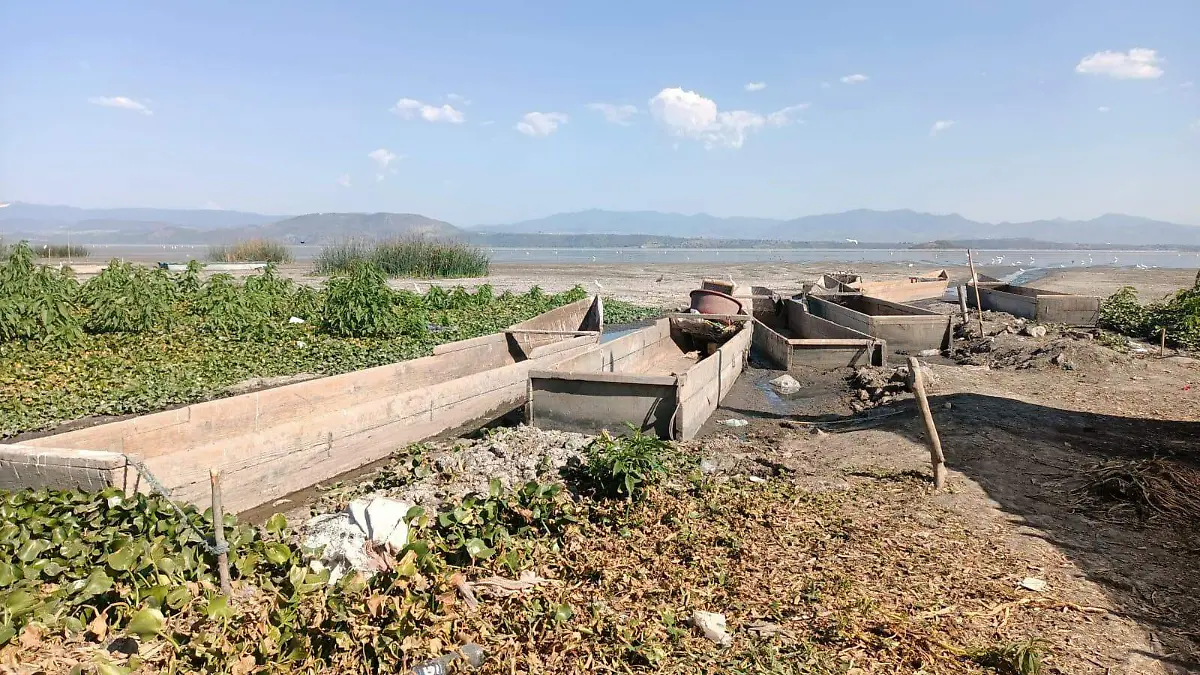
[
  {"xmin": 504, "ymin": 329, "xmax": 598, "ymax": 336},
  {"xmin": 529, "ymin": 370, "xmax": 679, "ymax": 386}
]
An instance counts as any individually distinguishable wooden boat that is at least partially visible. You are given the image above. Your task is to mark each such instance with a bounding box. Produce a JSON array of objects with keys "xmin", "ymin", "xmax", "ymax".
[
  {"xmin": 823, "ymin": 269, "xmax": 950, "ymax": 303},
  {"xmin": 967, "ymin": 283, "xmax": 1100, "ymax": 325},
  {"xmin": 527, "ymin": 315, "xmax": 753, "ymax": 441},
  {"xmin": 7, "ymin": 296, "xmax": 604, "ymax": 512},
  {"xmin": 805, "ymin": 294, "xmax": 952, "ymax": 354},
  {"xmin": 753, "ymin": 295, "xmax": 886, "ymax": 370}
]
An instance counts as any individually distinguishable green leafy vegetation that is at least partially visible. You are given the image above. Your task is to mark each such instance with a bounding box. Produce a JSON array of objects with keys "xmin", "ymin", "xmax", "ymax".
[
  {"xmin": 0, "ymin": 244, "xmax": 593, "ymax": 436},
  {"xmin": 316, "ymin": 238, "xmax": 489, "ymax": 278},
  {"xmin": 1100, "ymin": 280, "xmax": 1200, "ymax": 349},
  {"xmin": 575, "ymin": 427, "xmax": 673, "ymax": 500},
  {"xmin": 970, "ymin": 638, "xmax": 1046, "ymax": 675},
  {"xmin": 602, "ymin": 297, "xmax": 663, "ymax": 324},
  {"xmin": 36, "ymin": 243, "xmax": 91, "ymax": 258},
  {"xmin": 207, "ymin": 238, "xmax": 293, "ymax": 263}
]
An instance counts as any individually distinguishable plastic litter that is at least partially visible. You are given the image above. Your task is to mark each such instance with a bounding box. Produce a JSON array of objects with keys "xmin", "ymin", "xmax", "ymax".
[
  {"xmin": 718, "ymin": 419, "xmax": 748, "ymax": 427},
  {"xmin": 692, "ymin": 611, "xmax": 733, "ymax": 646}
]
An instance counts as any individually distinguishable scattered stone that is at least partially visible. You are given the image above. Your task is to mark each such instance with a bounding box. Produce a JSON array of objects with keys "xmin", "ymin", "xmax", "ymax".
[
  {"xmin": 943, "ymin": 402, "xmax": 953, "ymax": 410},
  {"xmin": 700, "ymin": 459, "xmax": 720, "ymax": 475},
  {"xmin": 747, "ymin": 475, "xmax": 767, "ymax": 484},
  {"xmin": 810, "ymin": 427, "xmax": 827, "ymax": 436},
  {"xmin": 769, "ymin": 374, "xmax": 802, "ymax": 394},
  {"xmin": 691, "ymin": 611, "xmax": 733, "ymax": 647},
  {"xmin": 1051, "ymin": 353, "xmax": 1066, "ymax": 366},
  {"xmin": 917, "ymin": 348, "xmax": 941, "ymax": 357},
  {"xmin": 1021, "ymin": 325, "xmax": 1047, "ymax": 338},
  {"xmin": 718, "ymin": 418, "xmax": 749, "ymax": 427},
  {"xmin": 303, "ymin": 496, "xmax": 412, "ymax": 584},
  {"xmin": 1019, "ymin": 577, "xmax": 1047, "ymax": 592},
  {"xmin": 288, "ymin": 316, "xmax": 305, "ymax": 324}
]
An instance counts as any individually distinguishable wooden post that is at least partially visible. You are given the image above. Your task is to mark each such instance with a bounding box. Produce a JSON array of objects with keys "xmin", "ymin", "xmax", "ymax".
[
  {"xmin": 966, "ymin": 249, "xmax": 985, "ymax": 337},
  {"xmin": 209, "ymin": 470, "xmax": 233, "ymax": 598},
  {"xmin": 1160, "ymin": 327, "xmax": 1167, "ymax": 357},
  {"xmin": 907, "ymin": 357, "xmax": 947, "ymax": 490},
  {"xmin": 956, "ymin": 284, "xmax": 968, "ymax": 325}
]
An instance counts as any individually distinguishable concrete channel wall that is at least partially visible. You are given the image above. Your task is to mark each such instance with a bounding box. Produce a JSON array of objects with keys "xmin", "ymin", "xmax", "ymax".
[
  {"xmin": 5, "ymin": 297, "xmax": 603, "ymax": 513},
  {"xmin": 753, "ymin": 298, "xmax": 886, "ymax": 370},
  {"xmin": 969, "ymin": 284, "xmax": 1100, "ymax": 326},
  {"xmin": 805, "ymin": 294, "xmax": 952, "ymax": 353}
]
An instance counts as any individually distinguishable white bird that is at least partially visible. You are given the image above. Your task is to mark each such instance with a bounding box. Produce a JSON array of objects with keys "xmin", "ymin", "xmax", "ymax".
[
  {"xmin": 1112, "ymin": 257, "xmax": 1119, "ymax": 264},
  {"xmin": 845, "ymin": 238, "xmax": 858, "ymax": 245},
  {"xmin": 594, "ymin": 280, "xmax": 603, "ymax": 290},
  {"xmin": 413, "ymin": 282, "xmax": 420, "ymax": 292}
]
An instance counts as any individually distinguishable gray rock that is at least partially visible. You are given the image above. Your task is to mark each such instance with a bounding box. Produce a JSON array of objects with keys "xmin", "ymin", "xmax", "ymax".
[
  {"xmin": 1022, "ymin": 325, "xmax": 1048, "ymax": 338},
  {"xmin": 769, "ymin": 374, "xmax": 802, "ymax": 394}
]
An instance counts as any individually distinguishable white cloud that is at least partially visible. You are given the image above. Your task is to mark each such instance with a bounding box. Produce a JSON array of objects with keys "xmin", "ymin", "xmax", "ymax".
[
  {"xmin": 368, "ymin": 148, "xmax": 397, "ymax": 169},
  {"xmin": 1097, "ymin": 106, "xmax": 1111, "ymax": 113},
  {"xmin": 1181, "ymin": 81, "xmax": 1195, "ymax": 89},
  {"xmin": 336, "ymin": 174, "xmax": 352, "ymax": 188},
  {"xmin": 516, "ymin": 112, "xmax": 569, "ymax": 137},
  {"xmin": 88, "ymin": 96, "xmax": 153, "ymax": 115},
  {"xmin": 930, "ymin": 120, "xmax": 956, "ymax": 136},
  {"xmin": 446, "ymin": 93, "xmax": 472, "ymax": 105},
  {"xmin": 586, "ymin": 102, "xmax": 638, "ymax": 125},
  {"xmin": 1075, "ymin": 48, "xmax": 1164, "ymax": 80},
  {"xmin": 766, "ymin": 103, "xmax": 810, "ymax": 127},
  {"xmin": 480, "ymin": 120, "xmax": 496, "ymax": 127},
  {"xmin": 744, "ymin": 81, "xmax": 766, "ymax": 92},
  {"xmin": 648, "ymin": 87, "xmax": 804, "ymax": 149},
  {"xmin": 391, "ymin": 98, "xmax": 466, "ymax": 123},
  {"xmin": 840, "ymin": 74, "xmax": 869, "ymax": 84},
  {"xmin": 203, "ymin": 201, "xmax": 224, "ymax": 210}
]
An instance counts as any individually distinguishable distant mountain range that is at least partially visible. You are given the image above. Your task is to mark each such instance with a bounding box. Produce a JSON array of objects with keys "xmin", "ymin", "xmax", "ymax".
[
  {"xmin": 2, "ymin": 202, "xmax": 1199, "ymax": 246},
  {"xmin": 478, "ymin": 209, "xmax": 1200, "ymax": 246}
]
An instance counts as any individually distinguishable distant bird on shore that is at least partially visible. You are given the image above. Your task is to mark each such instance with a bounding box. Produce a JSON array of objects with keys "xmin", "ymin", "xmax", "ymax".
[
  {"xmin": 845, "ymin": 238, "xmax": 858, "ymax": 245},
  {"xmin": 594, "ymin": 280, "xmax": 604, "ymax": 290},
  {"xmin": 656, "ymin": 275, "xmax": 664, "ymax": 283}
]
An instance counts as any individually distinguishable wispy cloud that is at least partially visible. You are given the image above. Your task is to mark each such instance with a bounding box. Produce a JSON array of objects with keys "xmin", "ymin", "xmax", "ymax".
[
  {"xmin": 1075, "ymin": 48, "xmax": 1164, "ymax": 79},
  {"xmin": 446, "ymin": 93, "xmax": 472, "ymax": 105},
  {"xmin": 766, "ymin": 103, "xmax": 810, "ymax": 127},
  {"xmin": 88, "ymin": 96, "xmax": 153, "ymax": 115},
  {"xmin": 648, "ymin": 87, "xmax": 807, "ymax": 149},
  {"xmin": 820, "ymin": 81, "xmax": 831, "ymax": 89},
  {"xmin": 480, "ymin": 120, "xmax": 496, "ymax": 127},
  {"xmin": 1097, "ymin": 106, "xmax": 1111, "ymax": 113},
  {"xmin": 336, "ymin": 174, "xmax": 352, "ymax": 188},
  {"xmin": 930, "ymin": 120, "xmax": 956, "ymax": 136},
  {"xmin": 516, "ymin": 112, "xmax": 568, "ymax": 137},
  {"xmin": 840, "ymin": 74, "xmax": 869, "ymax": 84},
  {"xmin": 1181, "ymin": 81, "xmax": 1195, "ymax": 89},
  {"xmin": 391, "ymin": 98, "xmax": 466, "ymax": 123},
  {"xmin": 368, "ymin": 148, "xmax": 401, "ymax": 181},
  {"xmin": 586, "ymin": 102, "xmax": 638, "ymax": 125},
  {"xmin": 744, "ymin": 81, "xmax": 766, "ymax": 92}
]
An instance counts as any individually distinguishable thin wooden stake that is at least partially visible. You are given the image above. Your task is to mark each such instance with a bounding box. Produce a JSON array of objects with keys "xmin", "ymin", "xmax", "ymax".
[
  {"xmin": 907, "ymin": 357, "xmax": 947, "ymax": 490},
  {"xmin": 956, "ymin": 284, "xmax": 968, "ymax": 326},
  {"xmin": 1160, "ymin": 326, "xmax": 1167, "ymax": 357},
  {"xmin": 966, "ymin": 249, "xmax": 985, "ymax": 337},
  {"xmin": 209, "ymin": 469, "xmax": 233, "ymax": 598}
]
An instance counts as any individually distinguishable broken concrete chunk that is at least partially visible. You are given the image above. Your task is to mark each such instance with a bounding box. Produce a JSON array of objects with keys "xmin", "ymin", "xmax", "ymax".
[
  {"xmin": 917, "ymin": 349, "xmax": 941, "ymax": 357},
  {"xmin": 1022, "ymin": 325, "xmax": 1047, "ymax": 338},
  {"xmin": 691, "ymin": 611, "xmax": 733, "ymax": 646},
  {"xmin": 718, "ymin": 418, "xmax": 749, "ymax": 427},
  {"xmin": 303, "ymin": 497, "xmax": 412, "ymax": 584},
  {"xmin": 769, "ymin": 374, "xmax": 802, "ymax": 394}
]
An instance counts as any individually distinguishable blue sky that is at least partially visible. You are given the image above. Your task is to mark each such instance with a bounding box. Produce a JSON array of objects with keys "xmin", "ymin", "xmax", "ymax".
[{"xmin": 1, "ymin": 0, "xmax": 1198, "ymax": 225}]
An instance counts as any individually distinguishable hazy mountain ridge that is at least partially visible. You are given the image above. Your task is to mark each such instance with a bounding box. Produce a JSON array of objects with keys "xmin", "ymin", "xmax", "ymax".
[{"xmin": 2, "ymin": 202, "xmax": 1198, "ymax": 246}]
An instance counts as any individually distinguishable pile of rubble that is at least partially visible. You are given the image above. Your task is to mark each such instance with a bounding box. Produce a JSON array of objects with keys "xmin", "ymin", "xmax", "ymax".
[{"xmin": 847, "ymin": 364, "xmax": 936, "ymax": 411}]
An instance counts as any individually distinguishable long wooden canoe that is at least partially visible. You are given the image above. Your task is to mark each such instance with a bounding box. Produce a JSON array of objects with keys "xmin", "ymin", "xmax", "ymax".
[
  {"xmin": 4, "ymin": 296, "xmax": 604, "ymax": 512},
  {"xmin": 527, "ymin": 316, "xmax": 752, "ymax": 441}
]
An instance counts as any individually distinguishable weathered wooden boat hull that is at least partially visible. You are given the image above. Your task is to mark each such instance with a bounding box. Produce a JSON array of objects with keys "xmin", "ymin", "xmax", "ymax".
[
  {"xmin": 527, "ymin": 318, "xmax": 752, "ymax": 441},
  {"xmin": 823, "ymin": 270, "xmax": 950, "ymax": 303},
  {"xmin": 3, "ymin": 297, "xmax": 604, "ymax": 512},
  {"xmin": 754, "ymin": 297, "xmax": 886, "ymax": 370},
  {"xmin": 968, "ymin": 283, "xmax": 1099, "ymax": 326}
]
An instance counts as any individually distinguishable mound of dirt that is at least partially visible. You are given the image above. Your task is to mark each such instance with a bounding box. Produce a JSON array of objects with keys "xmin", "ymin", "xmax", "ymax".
[{"xmin": 953, "ymin": 330, "xmax": 1130, "ymax": 373}]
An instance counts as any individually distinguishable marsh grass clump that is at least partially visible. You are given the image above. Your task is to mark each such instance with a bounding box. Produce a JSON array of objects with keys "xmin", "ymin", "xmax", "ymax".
[
  {"xmin": 316, "ymin": 238, "xmax": 488, "ymax": 278},
  {"xmin": 207, "ymin": 238, "xmax": 292, "ymax": 264}
]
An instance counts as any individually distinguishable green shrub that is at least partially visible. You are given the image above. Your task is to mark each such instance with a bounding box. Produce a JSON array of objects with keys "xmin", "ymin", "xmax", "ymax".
[
  {"xmin": 970, "ymin": 638, "xmax": 1046, "ymax": 675},
  {"xmin": 1101, "ymin": 283, "xmax": 1200, "ymax": 350},
  {"xmin": 321, "ymin": 263, "xmax": 417, "ymax": 338},
  {"xmin": 193, "ymin": 273, "xmax": 274, "ymax": 338},
  {"xmin": 207, "ymin": 238, "xmax": 293, "ymax": 263},
  {"xmin": 0, "ymin": 242, "xmax": 82, "ymax": 343},
  {"xmin": 577, "ymin": 427, "xmax": 671, "ymax": 500},
  {"xmin": 316, "ymin": 238, "xmax": 488, "ymax": 278},
  {"xmin": 1099, "ymin": 286, "xmax": 1150, "ymax": 337},
  {"xmin": 80, "ymin": 261, "xmax": 174, "ymax": 334}
]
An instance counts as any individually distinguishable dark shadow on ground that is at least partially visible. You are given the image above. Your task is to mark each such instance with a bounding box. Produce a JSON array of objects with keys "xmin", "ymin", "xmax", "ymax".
[{"xmin": 719, "ymin": 385, "xmax": 1200, "ymax": 669}]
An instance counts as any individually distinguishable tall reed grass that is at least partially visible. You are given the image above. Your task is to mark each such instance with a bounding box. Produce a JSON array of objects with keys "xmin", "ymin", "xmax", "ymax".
[
  {"xmin": 207, "ymin": 239, "xmax": 293, "ymax": 263},
  {"xmin": 315, "ymin": 238, "xmax": 489, "ymax": 278},
  {"xmin": 37, "ymin": 243, "xmax": 91, "ymax": 258}
]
